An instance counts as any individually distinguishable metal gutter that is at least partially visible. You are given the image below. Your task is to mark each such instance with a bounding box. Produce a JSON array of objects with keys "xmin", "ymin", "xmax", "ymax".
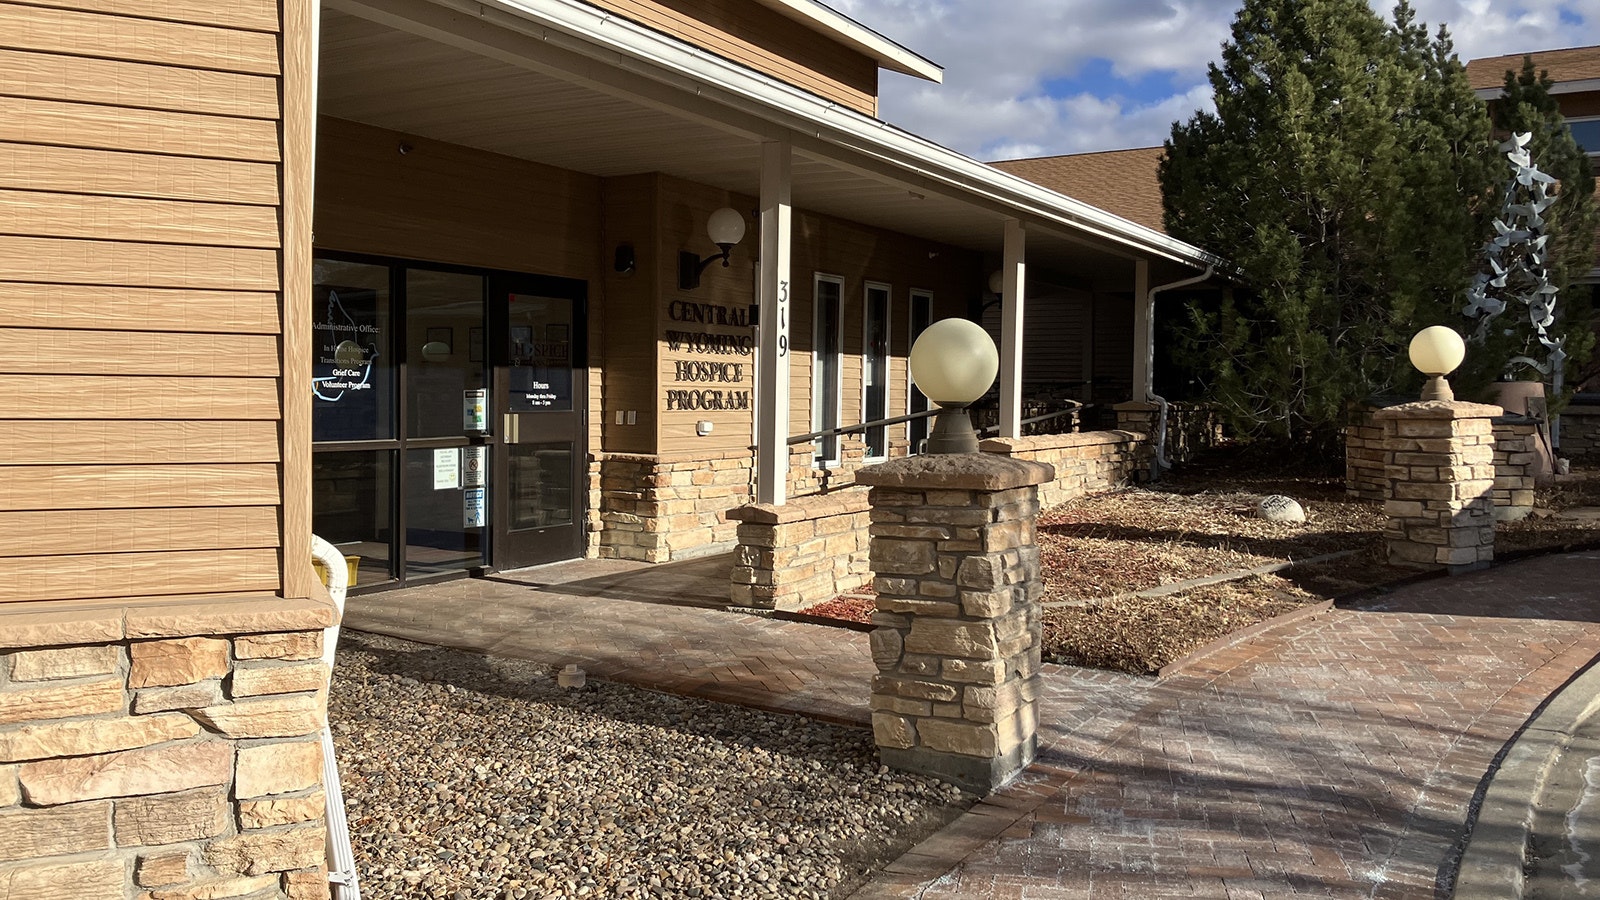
[
  {"xmin": 1474, "ymin": 77, "xmax": 1600, "ymax": 99},
  {"xmin": 449, "ymin": 0, "xmax": 1228, "ymax": 272}
]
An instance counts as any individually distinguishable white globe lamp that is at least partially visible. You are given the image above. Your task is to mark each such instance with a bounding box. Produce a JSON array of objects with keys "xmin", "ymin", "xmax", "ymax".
[
  {"xmin": 678, "ymin": 207, "xmax": 748, "ymax": 290},
  {"xmin": 909, "ymin": 318, "xmax": 1000, "ymax": 453},
  {"xmin": 1408, "ymin": 326, "xmax": 1466, "ymax": 401},
  {"xmin": 706, "ymin": 206, "xmax": 747, "ymax": 249}
]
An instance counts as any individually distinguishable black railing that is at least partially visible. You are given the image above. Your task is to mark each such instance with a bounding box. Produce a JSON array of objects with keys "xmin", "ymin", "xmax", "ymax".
[
  {"xmin": 786, "ymin": 408, "xmax": 941, "ymax": 446},
  {"xmin": 784, "ymin": 401, "xmax": 1086, "ymax": 447},
  {"xmin": 976, "ymin": 403, "xmax": 1084, "ymax": 437}
]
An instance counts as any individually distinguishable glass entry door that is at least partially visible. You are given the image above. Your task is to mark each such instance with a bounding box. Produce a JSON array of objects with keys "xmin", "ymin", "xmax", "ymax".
[{"xmin": 492, "ymin": 275, "xmax": 586, "ymax": 568}]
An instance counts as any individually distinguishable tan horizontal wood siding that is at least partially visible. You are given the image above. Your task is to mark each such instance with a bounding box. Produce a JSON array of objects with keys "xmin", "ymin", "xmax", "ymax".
[
  {"xmin": 0, "ymin": 0, "xmax": 305, "ymax": 603},
  {"xmin": 314, "ymin": 116, "xmax": 607, "ymax": 456},
  {"xmin": 314, "ymin": 117, "xmax": 603, "ymax": 281},
  {"xmin": 786, "ymin": 210, "xmax": 978, "ymax": 453},
  {"xmin": 654, "ymin": 177, "xmax": 758, "ymax": 455},
  {"xmin": 646, "ymin": 176, "xmax": 979, "ymax": 457},
  {"xmin": 585, "ymin": 0, "xmax": 879, "ymax": 115},
  {"xmin": 601, "ymin": 174, "xmax": 662, "ymax": 455}
]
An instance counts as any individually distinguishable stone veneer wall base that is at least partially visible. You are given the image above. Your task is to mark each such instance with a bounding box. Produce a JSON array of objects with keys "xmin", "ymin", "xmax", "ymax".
[
  {"xmin": 857, "ymin": 453, "xmax": 1054, "ymax": 796},
  {"xmin": 879, "ymin": 736, "xmax": 1036, "ymax": 794},
  {"xmin": 1376, "ymin": 401, "xmax": 1500, "ymax": 574},
  {"xmin": 0, "ymin": 595, "xmax": 338, "ymax": 900},
  {"xmin": 1348, "ymin": 404, "xmax": 1540, "ymax": 523},
  {"xmin": 726, "ymin": 429, "xmax": 1155, "ymax": 610}
]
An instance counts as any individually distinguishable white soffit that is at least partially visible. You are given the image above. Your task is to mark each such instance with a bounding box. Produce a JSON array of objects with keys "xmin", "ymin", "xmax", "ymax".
[
  {"xmin": 471, "ymin": 0, "xmax": 1226, "ymax": 271},
  {"xmin": 1475, "ymin": 78, "xmax": 1600, "ymax": 99},
  {"xmin": 746, "ymin": 0, "xmax": 942, "ymax": 82},
  {"xmin": 323, "ymin": 0, "xmax": 1225, "ymax": 274}
]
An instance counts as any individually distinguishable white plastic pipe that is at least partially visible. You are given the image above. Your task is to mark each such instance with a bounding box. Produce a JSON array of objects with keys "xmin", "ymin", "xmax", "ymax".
[
  {"xmin": 1144, "ymin": 265, "xmax": 1215, "ymax": 473},
  {"xmin": 311, "ymin": 534, "xmax": 362, "ymax": 900}
]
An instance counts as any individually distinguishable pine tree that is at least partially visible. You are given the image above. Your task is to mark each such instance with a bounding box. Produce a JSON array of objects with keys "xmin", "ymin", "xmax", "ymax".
[{"xmin": 1159, "ymin": 0, "xmax": 1495, "ymax": 450}]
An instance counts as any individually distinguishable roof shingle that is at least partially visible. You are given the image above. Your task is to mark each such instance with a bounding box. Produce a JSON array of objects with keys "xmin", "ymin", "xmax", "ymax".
[
  {"xmin": 991, "ymin": 147, "xmax": 1167, "ymax": 233},
  {"xmin": 1465, "ymin": 45, "xmax": 1600, "ymax": 91}
]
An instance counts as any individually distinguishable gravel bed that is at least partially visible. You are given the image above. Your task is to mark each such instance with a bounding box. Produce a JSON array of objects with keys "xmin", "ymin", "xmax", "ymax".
[{"xmin": 330, "ymin": 631, "xmax": 974, "ymax": 899}]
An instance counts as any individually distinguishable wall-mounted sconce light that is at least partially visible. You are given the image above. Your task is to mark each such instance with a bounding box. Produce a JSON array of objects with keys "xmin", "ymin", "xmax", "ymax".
[
  {"xmin": 678, "ymin": 207, "xmax": 747, "ymax": 291},
  {"xmin": 613, "ymin": 243, "xmax": 636, "ymax": 277}
]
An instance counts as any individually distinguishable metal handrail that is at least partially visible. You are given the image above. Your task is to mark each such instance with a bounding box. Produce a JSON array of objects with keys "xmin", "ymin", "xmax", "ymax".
[
  {"xmin": 976, "ymin": 402, "xmax": 1085, "ymax": 437},
  {"xmin": 786, "ymin": 408, "xmax": 941, "ymax": 445},
  {"xmin": 783, "ymin": 400, "xmax": 1085, "ymax": 446}
]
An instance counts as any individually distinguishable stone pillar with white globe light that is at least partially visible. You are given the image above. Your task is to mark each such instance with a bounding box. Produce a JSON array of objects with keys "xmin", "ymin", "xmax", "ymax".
[
  {"xmin": 861, "ymin": 318, "xmax": 1052, "ymax": 794},
  {"xmin": 1379, "ymin": 327, "xmax": 1502, "ymax": 573}
]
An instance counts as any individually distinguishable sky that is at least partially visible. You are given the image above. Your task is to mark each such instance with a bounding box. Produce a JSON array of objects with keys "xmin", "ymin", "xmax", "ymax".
[{"xmin": 828, "ymin": 0, "xmax": 1600, "ymax": 161}]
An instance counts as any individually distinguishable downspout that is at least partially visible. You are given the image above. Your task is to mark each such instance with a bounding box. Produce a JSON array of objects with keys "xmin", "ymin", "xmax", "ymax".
[{"xmin": 1144, "ymin": 265, "xmax": 1215, "ymax": 474}]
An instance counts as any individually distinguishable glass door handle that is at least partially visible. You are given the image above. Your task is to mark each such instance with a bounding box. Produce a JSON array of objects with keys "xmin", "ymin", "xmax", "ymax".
[{"xmin": 504, "ymin": 413, "xmax": 520, "ymax": 444}]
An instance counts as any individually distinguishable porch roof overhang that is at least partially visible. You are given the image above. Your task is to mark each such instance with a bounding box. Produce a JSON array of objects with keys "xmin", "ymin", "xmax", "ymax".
[{"xmin": 319, "ymin": 0, "xmax": 1230, "ymax": 288}]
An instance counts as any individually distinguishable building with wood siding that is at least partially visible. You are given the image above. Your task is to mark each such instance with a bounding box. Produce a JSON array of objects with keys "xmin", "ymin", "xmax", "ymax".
[{"xmin": 0, "ymin": 0, "xmax": 1221, "ymax": 894}]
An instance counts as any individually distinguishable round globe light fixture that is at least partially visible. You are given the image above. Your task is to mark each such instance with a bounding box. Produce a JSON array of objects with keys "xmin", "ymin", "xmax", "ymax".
[
  {"xmin": 420, "ymin": 340, "xmax": 451, "ymax": 363},
  {"xmin": 1408, "ymin": 326, "xmax": 1466, "ymax": 401},
  {"xmin": 679, "ymin": 207, "xmax": 748, "ymax": 290},
  {"xmin": 987, "ymin": 270, "xmax": 1005, "ymax": 296},
  {"xmin": 706, "ymin": 206, "xmax": 747, "ymax": 248},
  {"xmin": 909, "ymin": 317, "xmax": 999, "ymax": 453}
]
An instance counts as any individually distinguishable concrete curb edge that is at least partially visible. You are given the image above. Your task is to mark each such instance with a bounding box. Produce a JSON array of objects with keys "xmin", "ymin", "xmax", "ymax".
[{"xmin": 1453, "ymin": 658, "xmax": 1600, "ymax": 898}]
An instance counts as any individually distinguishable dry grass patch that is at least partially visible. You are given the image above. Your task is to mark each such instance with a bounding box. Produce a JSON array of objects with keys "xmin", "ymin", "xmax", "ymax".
[{"xmin": 801, "ymin": 453, "xmax": 1600, "ymax": 676}]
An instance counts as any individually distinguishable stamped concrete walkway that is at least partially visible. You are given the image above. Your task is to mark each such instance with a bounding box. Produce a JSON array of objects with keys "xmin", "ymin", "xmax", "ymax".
[
  {"xmin": 859, "ymin": 550, "xmax": 1600, "ymax": 899},
  {"xmin": 346, "ymin": 550, "xmax": 1600, "ymax": 898},
  {"xmin": 343, "ymin": 553, "xmax": 875, "ymax": 724}
]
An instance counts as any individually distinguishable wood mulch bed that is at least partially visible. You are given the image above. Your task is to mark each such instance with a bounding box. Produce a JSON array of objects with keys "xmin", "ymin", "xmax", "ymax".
[{"xmin": 799, "ymin": 452, "xmax": 1600, "ymax": 675}]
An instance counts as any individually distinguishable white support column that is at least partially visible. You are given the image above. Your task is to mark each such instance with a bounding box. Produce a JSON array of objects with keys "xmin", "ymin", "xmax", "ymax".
[
  {"xmin": 1132, "ymin": 258, "xmax": 1150, "ymax": 401},
  {"xmin": 999, "ymin": 219, "xmax": 1026, "ymax": 439},
  {"xmin": 756, "ymin": 140, "xmax": 793, "ymax": 505}
]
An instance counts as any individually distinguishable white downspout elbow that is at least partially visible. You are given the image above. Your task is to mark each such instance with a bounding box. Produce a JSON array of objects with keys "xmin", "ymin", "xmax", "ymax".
[{"xmin": 1144, "ymin": 265, "xmax": 1214, "ymax": 473}]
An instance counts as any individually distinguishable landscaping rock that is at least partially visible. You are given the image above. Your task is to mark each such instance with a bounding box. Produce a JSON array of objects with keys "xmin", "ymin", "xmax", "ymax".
[
  {"xmin": 1257, "ymin": 495, "xmax": 1306, "ymax": 523},
  {"xmin": 328, "ymin": 632, "xmax": 972, "ymax": 900}
]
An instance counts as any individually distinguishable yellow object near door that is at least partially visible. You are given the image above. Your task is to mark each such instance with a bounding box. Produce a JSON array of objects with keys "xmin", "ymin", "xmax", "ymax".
[{"xmin": 312, "ymin": 555, "xmax": 361, "ymax": 589}]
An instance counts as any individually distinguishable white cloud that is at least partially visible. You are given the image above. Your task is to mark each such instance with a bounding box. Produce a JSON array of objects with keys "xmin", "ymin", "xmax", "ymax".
[{"xmin": 833, "ymin": 0, "xmax": 1600, "ymax": 160}]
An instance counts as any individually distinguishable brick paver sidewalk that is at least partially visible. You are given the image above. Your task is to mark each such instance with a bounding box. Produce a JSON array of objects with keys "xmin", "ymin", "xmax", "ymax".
[{"xmin": 859, "ymin": 551, "xmax": 1600, "ymax": 899}]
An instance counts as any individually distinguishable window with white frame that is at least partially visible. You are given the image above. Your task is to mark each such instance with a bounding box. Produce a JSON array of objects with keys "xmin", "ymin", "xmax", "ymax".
[
  {"xmin": 811, "ymin": 274, "xmax": 844, "ymax": 464},
  {"xmin": 862, "ymin": 282, "xmax": 891, "ymax": 459},
  {"xmin": 907, "ymin": 290, "xmax": 933, "ymax": 454}
]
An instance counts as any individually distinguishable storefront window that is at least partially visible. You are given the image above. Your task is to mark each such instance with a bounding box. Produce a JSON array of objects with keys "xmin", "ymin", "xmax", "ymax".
[
  {"xmin": 508, "ymin": 293, "xmax": 573, "ymax": 412},
  {"xmin": 407, "ymin": 269, "xmax": 487, "ymax": 438},
  {"xmin": 311, "ymin": 450, "xmax": 394, "ymax": 586},
  {"xmin": 404, "ymin": 448, "xmax": 485, "ymax": 577},
  {"xmin": 863, "ymin": 282, "xmax": 890, "ymax": 458},
  {"xmin": 312, "ymin": 260, "xmax": 394, "ymax": 442}
]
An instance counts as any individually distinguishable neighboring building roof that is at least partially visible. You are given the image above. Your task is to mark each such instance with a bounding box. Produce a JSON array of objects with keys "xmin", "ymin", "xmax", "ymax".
[
  {"xmin": 1467, "ymin": 45, "xmax": 1600, "ymax": 94},
  {"xmin": 990, "ymin": 147, "xmax": 1168, "ymax": 233},
  {"xmin": 750, "ymin": 0, "xmax": 942, "ymax": 82}
]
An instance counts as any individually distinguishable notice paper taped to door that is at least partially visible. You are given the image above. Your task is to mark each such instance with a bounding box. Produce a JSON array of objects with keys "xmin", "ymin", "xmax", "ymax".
[
  {"xmin": 463, "ymin": 445, "xmax": 486, "ymax": 487},
  {"xmin": 433, "ymin": 447, "xmax": 461, "ymax": 490}
]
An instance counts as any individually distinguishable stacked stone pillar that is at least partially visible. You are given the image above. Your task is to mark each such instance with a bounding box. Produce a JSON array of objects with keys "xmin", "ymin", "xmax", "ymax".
[
  {"xmin": 856, "ymin": 455, "xmax": 1054, "ymax": 794},
  {"xmin": 1375, "ymin": 401, "xmax": 1502, "ymax": 574}
]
